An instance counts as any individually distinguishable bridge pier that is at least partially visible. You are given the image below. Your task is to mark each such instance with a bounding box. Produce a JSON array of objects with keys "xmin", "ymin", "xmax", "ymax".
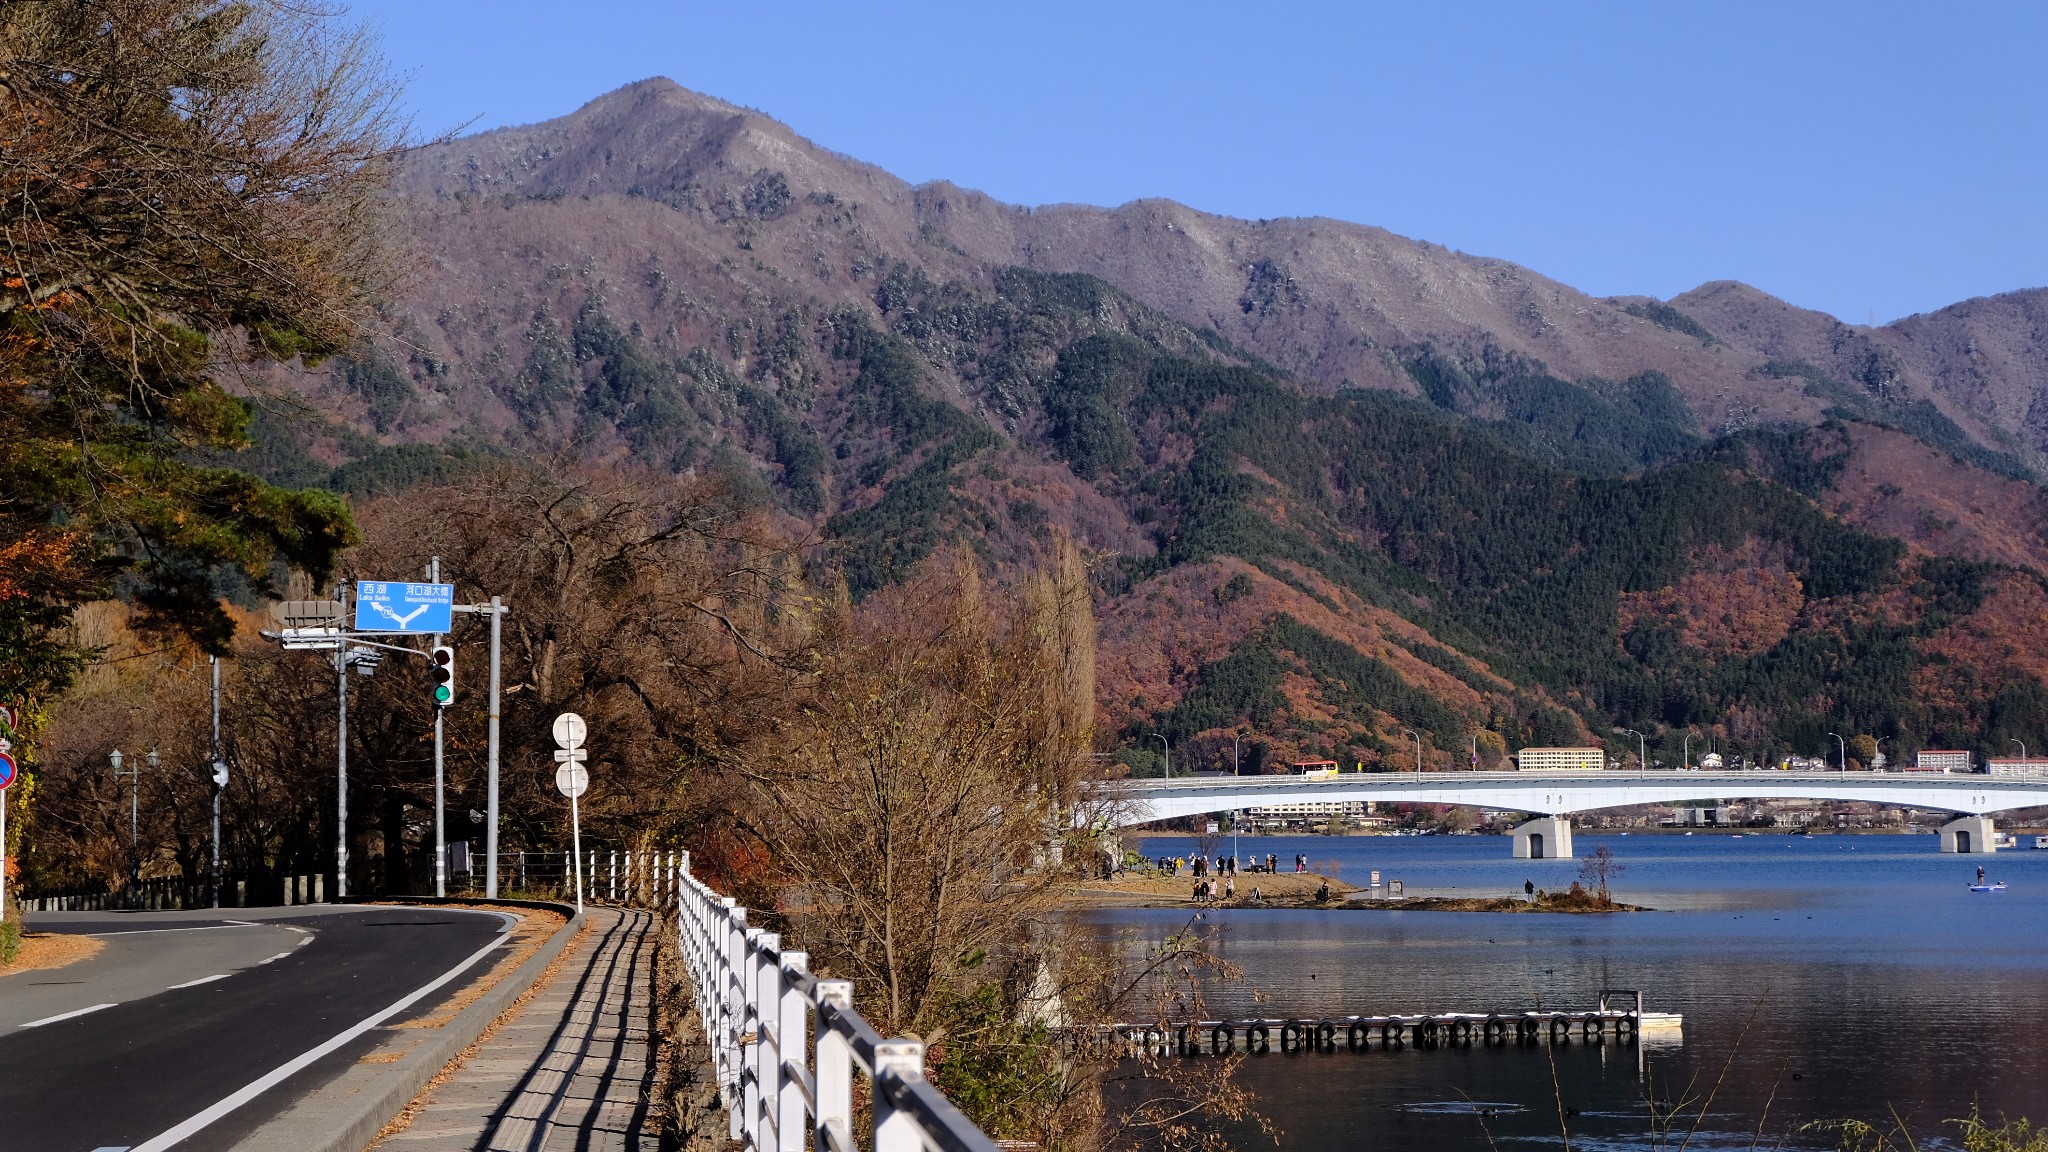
[
  {"xmin": 1512, "ymin": 816, "xmax": 1575, "ymax": 860},
  {"xmin": 1938, "ymin": 815, "xmax": 1998, "ymax": 854}
]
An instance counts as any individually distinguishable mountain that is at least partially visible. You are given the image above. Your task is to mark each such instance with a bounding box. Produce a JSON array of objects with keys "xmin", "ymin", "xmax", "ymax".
[{"xmin": 253, "ymin": 78, "xmax": 2048, "ymax": 774}]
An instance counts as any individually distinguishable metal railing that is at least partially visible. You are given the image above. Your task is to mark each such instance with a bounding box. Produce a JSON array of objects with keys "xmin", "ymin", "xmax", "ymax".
[{"xmin": 672, "ymin": 851, "xmax": 1001, "ymax": 1152}]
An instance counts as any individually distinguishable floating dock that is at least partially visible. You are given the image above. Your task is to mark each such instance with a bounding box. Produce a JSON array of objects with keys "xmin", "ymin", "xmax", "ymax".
[{"xmin": 1096, "ymin": 992, "xmax": 1681, "ymax": 1056}]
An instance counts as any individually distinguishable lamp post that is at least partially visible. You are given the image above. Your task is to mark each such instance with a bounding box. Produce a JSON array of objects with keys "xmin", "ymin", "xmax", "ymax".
[
  {"xmin": 110, "ymin": 748, "xmax": 146, "ymax": 897},
  {"xmin": 1682, "ymin": 730, "xmax": 1693, "ymax": 771},
  {"xmin": 1623, "ymin": 728, "xmax": 1646, "ymax": 772},
  {"xmin": 1828, "ymin": 732, "xmax": 1846, "ymax": 775},
  {"xmin": 2013, "ymin": 738, "xmax": 2027, "ymax": 764},
  {"xmin": 1233, "ymin": 732, "xmax": 1242, "ymax": 776},
  {"xmin": 1150, "ymin": 732, "xmax": 1171, "ymax": 780},
  {"xmin": 210, "ymin": 655, "xmax": 225, "ymax": 908},
  {"xmin": 1402, "ymin": 729, "xmax": 1422, "ymax": 778}
]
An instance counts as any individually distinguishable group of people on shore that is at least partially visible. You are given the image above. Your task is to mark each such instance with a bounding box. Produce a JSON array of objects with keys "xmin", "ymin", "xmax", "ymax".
[{"xmin": 1153, "ymin": 852, "xmax": 1313, "ymax": 877}]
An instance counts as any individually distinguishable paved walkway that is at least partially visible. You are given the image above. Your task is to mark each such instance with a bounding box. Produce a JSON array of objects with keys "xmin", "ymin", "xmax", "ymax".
[{"xmin": 377, "ymin": 906, "xmax": 662, "ymax": 1152}]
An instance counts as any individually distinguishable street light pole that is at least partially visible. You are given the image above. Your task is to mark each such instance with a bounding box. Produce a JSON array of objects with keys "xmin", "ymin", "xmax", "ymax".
[
  {"xmin": 1149, "ymin": 732, "xmax": 1171, "ymax": 780},
  {"xmin": 1623, "ymin": 728, "xmax": 1645, "ymax": 771},
  {"xmin": 1828, "ymin": 731, "xmax": 1846, "ymax": 775},
  {"xmin": 1682, "ymin": 730, "xmax": 1692, "ymax": 771},
  {"xmin": 210, "ymin": 656, "xmax": 223, "ymax": 908},
  {"xmin": 1233, "ymin": 733, "xmax": 1241, "ymax": 776},
  {"xmin": 486, "ymin": 595, "xmax": 504, "ymax": 899},
  {"xmin": 109, "ymin": 749, "xmax": 144, "ymax": 898},
  {"xmin": 2013, "ymin": 738, "xmax": 2027, "ymax": 764},
  {"xmin": 1403, "ymin": 729, "xmax": 1422, "ymax": 778}
]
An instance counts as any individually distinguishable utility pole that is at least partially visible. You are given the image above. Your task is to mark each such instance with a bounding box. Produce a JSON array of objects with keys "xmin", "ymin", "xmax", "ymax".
[{"xmin": 210, "ymin": 656, "xmax": 224, "ymax": 908}]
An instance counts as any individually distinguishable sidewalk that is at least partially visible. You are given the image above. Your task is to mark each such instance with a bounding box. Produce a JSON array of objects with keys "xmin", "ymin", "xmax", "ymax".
[{"xmin": 375, "ymin": 906, "xmax": 662, "ymax": 1152}]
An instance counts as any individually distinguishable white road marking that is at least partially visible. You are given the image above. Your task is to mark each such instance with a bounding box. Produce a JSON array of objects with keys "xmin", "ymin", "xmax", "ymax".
[
  {"xmin": 87, "ymin": 922, "xmax": 258, "ymax": 937},
  {"xmin": 22, "ymin": 1002, "xmax": 117, "ymax": 1028},
  {"xmin": 296, "ymin": 936, "xmax": 313, "ymax": 946},
  {"xmin": 89, "ymin": 1145, "xmax": 129, "ymax": 1151},
  {"xmin": 126, "ymin": 911, "xmax": 517, "ymax": 1152},
  {"xmin": 257, "ymin": 952, "xmax": 293, "ymax": 964},
  {"xmin": 168, "ymin": 974, "xmax": 231, "ymax": 990}
]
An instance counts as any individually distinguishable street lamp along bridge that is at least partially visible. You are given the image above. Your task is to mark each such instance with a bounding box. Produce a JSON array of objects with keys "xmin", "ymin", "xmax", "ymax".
[{"xmin": 1090, "ymin": 770, "xmax": 2048, "ymax": 856}]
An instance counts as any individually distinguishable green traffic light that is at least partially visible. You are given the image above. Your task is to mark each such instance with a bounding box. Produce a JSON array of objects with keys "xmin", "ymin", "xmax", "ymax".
[{"xmin": 434, "ymin": 685, "xmax": 452, "ymax": 703}]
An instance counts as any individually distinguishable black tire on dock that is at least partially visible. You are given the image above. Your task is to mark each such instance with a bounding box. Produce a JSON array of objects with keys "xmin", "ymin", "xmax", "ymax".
[
  {"xmin": 1177, "ymin": 1023, "xmax": 1196, "ymax": 1056},
  {"xmin": 1550, "ymin": 1017, "xmax": 1571, "ymax": 1043},
  {"xmin": 1617, "ymin": 1015, "xmax": 1638, "ymax": 1038},
  {"xmin": 1280, "ymin": 1021, "xmax": 1305, "ymax": 1054},
  {"xmin": 1381, "ymin": 1020, "xmax": 1403, "ymax": 1047},
  {"xmin": 1247, "ymin": 1022, "xmax": 1270, "ymax": 1055},
  {"xmin": 1516, "ymin": 1017, "xmax": 1537, "ymax": 1042},
  {"xmin": 1348, "ymin": 1020, "xmax": 1371, "ymax": 1052},
  {"xmin": 1452, "ymin": 1018, "xmax": 1474, "ymax": 1043},
  {"xmin": 1417, "ymin": 1017, "xmax": 1439, "ymax": 1047},
  {"xmin": 1210, "ymin": 1023, "xmax": 1234, "ymax": 1055},
  {"xmin": 1316, "ymin": 1019, "xmax": 1339, "ymax": 1053},
  {"xmin": 1581, "ymin": 1014, "xmax": 1602, "ymax": 1040},
  {"xmin": 1485, "ymin": 1015, "xmax": 1507, "ymax": 1043},
  {"xmin": 1143, "ymin": 1026, "xmax": 1165, "ymax": 1055}
]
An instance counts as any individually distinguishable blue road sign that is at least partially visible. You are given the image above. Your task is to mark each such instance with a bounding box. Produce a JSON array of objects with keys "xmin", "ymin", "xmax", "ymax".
[
  {"xmin": 354, "ymin": 581, "xmax": 454, "ymax": 633},
  {"xmin": 0, "ymin": 751, "xmax": 16, "ymax": 790}
]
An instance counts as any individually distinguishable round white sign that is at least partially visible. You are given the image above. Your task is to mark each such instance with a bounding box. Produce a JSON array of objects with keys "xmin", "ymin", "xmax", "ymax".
[
  {"xmin": 551, "ymin": 712, "xmax": 587, "ymax": 750},
  {"xmin": 555, "ymin": 763, "xmax": 589, "ymax": 799}
]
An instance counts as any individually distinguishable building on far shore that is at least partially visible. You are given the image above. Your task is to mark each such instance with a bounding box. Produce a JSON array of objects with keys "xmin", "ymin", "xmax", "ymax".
[
  {"xmin": 1986, "ymin": 758, "xmax": 2048, "ymax": 780},
  {"xmin": 1513, "ymin": 747, "xmax": 1606, "ymax": 772},
  {"xmin": 1914, "ymin": 750, "xmax": 1973, "ymax": 773}
]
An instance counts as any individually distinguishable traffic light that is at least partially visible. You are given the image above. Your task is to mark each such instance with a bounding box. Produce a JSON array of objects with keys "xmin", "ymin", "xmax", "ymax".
[{"xmin": 430, "ymin": 645, "xmax": 455, "ymax": 707}]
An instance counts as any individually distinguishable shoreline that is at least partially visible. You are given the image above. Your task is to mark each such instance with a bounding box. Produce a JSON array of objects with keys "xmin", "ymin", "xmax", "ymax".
[{"xmin": 1064, "ymin": 874, "xmax": 1645, "ymax": 913}]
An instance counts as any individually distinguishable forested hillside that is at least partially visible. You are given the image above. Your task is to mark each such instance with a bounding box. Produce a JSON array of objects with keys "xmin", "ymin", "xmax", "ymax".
[{"xmin": 243, "ymin": 78, "xmax": 2048, "ymax": 775}]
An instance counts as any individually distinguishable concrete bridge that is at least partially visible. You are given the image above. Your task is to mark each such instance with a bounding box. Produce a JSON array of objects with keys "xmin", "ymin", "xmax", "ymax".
[{"xmin": 1094, "ymin": 771, "xmax": 2048, "ymax": 856}]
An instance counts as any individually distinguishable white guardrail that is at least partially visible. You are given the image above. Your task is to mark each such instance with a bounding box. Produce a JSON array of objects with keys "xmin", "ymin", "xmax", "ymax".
[{"xmin": 672, "ymin": 851, "xmax": 1003, "ymax": 1152}]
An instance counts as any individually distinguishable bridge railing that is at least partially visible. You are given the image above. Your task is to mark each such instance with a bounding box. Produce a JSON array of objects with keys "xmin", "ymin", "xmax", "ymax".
[{"xmin": 672, "ymin": 851, "xmax": 1001, "ymax": 1152}]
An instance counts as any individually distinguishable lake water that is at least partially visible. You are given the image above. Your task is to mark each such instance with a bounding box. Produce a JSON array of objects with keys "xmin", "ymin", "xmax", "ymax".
[{"xmin": 1109, "ymin": 832, "xmax": 2048, "ymax": 1151}]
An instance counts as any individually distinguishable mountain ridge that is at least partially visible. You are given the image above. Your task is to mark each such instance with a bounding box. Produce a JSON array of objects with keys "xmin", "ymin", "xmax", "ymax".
[{"xmin": 255, "ymin": 77, "xmax": 2048, "ymax": 773}]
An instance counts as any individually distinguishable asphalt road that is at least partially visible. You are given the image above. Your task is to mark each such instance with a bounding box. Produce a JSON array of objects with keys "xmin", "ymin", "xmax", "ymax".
[{"xmin": 0, "ymin": 905, "xmax": 511, "ymax": 1152}]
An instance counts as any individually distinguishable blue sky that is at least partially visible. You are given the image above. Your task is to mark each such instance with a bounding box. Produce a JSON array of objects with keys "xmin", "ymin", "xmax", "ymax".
[{"xmin": 346, "ymin": 1, "xmax": 2047, "ymax": 324}]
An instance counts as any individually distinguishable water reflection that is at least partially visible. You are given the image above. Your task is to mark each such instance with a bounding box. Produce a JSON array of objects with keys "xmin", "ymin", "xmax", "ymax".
[{"xmin": 1095, "ymin": 833, "xmax": 2048, "ymax": 1150}]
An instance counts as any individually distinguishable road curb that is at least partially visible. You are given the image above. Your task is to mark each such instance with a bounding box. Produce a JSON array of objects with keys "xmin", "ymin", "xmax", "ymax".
[{"xmin": 226, "ymin": 899, "xmax": 584, "ymax": 1152}]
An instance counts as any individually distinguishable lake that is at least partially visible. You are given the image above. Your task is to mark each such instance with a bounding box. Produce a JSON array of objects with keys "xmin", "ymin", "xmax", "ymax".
[{"xmin": 1108, "ymin": 832, "xmax": 2048, "ymax": 1151}]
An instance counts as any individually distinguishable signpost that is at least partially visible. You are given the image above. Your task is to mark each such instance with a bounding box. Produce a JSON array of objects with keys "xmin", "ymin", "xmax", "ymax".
[
  {"xmin": 0, "ymin": 749, "xmax": 15, "ymax": 923},
  {"xmin": 553, "ymin": 713, "xmax": 589, "ymax": 914},
  {"xmin": 353, "ymin": 581, "xmax": 454, "ymax": 634}
]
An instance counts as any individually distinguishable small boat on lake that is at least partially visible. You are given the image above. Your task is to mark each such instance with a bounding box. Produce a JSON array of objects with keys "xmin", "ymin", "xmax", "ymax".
[
  {"xmin": 1969, "ymin": 882, "xmax": 2008, "ymax": 893},
  {"xmin": 2032, "ymin": 835, "xmax": 2048, "ymax": 850}
]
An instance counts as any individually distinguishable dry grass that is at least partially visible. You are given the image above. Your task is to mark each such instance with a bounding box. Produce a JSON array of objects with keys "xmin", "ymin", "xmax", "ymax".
[
  {"xmin": 0, "ymin": 931, "xmax": 104, "ymax": 976},
  {"xmin": 1068, "ymin": 871, "xmax": 1356, "ymax": 907}
]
